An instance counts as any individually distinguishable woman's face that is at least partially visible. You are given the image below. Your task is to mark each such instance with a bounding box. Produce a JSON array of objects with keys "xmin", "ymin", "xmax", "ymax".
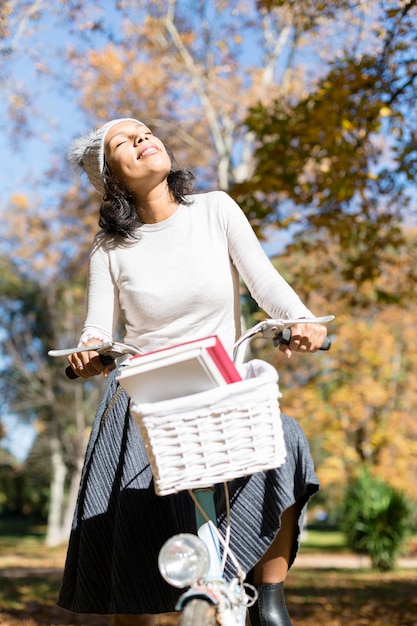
[{"xmin": 103, "ymin": 121, "xmax": 171, "ymax": 194}]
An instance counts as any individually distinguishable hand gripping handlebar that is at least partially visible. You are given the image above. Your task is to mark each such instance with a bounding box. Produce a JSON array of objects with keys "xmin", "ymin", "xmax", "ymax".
[{"xmin": 48, "ymin": 341, "xmax": 143, "ymax": 379}]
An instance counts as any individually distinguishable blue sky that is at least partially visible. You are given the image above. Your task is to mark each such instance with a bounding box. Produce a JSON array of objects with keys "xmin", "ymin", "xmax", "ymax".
[{"xmin": 2, "ymin": 414, "xmax": 36, "ymax": 462}]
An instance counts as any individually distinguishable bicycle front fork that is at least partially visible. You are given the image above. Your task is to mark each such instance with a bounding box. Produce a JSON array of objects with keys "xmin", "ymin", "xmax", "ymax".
[{"xmin": 158, "ymin": 487, "xmax": 249, "ymax": 625}]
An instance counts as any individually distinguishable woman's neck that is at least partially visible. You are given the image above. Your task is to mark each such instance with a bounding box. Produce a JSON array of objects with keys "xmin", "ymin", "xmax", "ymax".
[{"xmin": 135, "ymin": 187, "xmax": 179, "ymax": 224}]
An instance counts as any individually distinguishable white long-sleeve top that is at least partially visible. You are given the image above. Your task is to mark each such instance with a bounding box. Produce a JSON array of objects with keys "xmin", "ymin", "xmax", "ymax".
[{"xmin": 81, "ymin": 191, "xmax": 312, "ymax": 355}]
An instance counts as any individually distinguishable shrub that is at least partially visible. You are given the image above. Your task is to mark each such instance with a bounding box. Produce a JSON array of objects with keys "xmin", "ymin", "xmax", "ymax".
[{"xmin": 342, "ymin": 467, "xmax": 411, "ymax": 571}]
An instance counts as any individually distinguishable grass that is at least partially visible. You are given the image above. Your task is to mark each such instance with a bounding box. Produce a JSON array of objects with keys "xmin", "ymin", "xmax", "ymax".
[
  {"xmin": 0, "ymin": 517, "xmax": 45, "ymax": 550},
  {"xmin": 0, "ymin": 516, "xmax": 64, "ymax": 568},
  {"xmin": 300, "ymin": 528, "xmax": 347, "ymax": 552},
  {"xmin": 1, "ymin": 517, "xmax": 417, "ymax": 625},
  {"xmin": 0, "ymin": 517, "xmax": 106, "ymax": 625}
]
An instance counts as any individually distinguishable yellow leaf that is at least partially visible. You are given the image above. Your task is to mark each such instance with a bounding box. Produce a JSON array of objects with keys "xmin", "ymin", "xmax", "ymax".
[
  {"xmin": 379, "ymin": 106, "xmax": 391, "ymax": 117},
  {"xmin": 11, "ymin": 193, "xmax": 29, "ymax": 209}
]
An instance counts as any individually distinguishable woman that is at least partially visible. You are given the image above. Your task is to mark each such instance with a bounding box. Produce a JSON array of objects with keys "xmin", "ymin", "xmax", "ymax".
[{"xmin": 59, "ymin": 117, "xmax": 327, "ymax": 626}]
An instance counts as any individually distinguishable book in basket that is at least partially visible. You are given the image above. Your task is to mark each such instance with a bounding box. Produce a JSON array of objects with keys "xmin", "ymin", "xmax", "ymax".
[{"xmin": 117, "ymin": 335, "xmax": 242, "ymax": 403}]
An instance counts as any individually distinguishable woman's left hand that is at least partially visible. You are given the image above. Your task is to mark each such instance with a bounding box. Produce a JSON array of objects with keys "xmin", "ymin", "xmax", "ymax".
[{"xmin": 278, "ymin": 323, "xmax": 328, "ymax": 358}]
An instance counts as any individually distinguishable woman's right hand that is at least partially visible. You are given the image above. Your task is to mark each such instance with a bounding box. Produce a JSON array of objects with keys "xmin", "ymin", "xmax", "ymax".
[{"xmin": 67, "ymin": 339, "xmax": 116, "ymax": 379}]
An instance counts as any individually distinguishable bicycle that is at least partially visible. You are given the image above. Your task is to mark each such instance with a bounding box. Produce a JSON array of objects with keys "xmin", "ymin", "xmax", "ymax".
[{"xmin": 49, "ymin": 315, "xmax": 333, "ymax": 626}]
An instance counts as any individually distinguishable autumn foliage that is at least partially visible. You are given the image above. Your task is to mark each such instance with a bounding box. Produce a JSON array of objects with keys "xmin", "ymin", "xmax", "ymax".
[{"xmin": 0, "ymin": 0, "xmax": 416, "ymax": 537}]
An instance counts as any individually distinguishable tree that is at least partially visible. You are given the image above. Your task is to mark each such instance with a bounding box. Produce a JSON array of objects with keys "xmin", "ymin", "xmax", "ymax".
[
  {"xmin": 250, "ymin": 227, "xmax": 417, "ymax": 510},
  {"xmin": 0, "ymin": 255, "xmax": 104, "ymax": 544},
  {"xmin": 342, "ymin": 468, "xmax": 411, "ymax": 571},
  {"xmin": 1, "ymin": 0, "xmax": 417, "ymax": 539},
  {"xmin": 0, "ymin": 446, "xmax": 20, "ymax": 516},
  {"xmin": 234, "ymin": 1, "xmax": 417, "ymax": 298},
  {"xmin": 67, "ymin": 0, "xmax": 315, "ymax": 191},
  {"xmin": 4, "ymin": 1, "xmax": 415, "ymax": 249}
]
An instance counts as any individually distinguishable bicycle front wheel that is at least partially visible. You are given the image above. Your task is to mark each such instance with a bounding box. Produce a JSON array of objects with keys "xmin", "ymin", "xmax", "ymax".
[{"xmin": 179, "ymin": 598, "xmax": 217, "ymax": 626}]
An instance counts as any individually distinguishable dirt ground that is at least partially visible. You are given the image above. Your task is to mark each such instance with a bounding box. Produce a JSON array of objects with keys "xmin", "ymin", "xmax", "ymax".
[{"xmin": 1, "ymin": 551, "xmax": 417, "ymax": 625}]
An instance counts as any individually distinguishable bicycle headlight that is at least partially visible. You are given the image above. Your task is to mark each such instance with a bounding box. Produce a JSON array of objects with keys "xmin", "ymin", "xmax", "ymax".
[{"xmin": 158, "ymin": 533, "xmax": 210, "ymax": 588}]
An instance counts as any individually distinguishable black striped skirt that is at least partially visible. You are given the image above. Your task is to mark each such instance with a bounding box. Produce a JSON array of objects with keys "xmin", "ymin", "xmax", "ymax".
[{"xmin": 58, "ymin": 370, "xmax": 319, "ymax": 615}]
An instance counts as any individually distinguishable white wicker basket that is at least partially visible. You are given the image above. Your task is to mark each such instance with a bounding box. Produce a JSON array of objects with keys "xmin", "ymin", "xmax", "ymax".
[{"xmin": 129, "ymin": 359, "xmax": 286, "ymax": 496}]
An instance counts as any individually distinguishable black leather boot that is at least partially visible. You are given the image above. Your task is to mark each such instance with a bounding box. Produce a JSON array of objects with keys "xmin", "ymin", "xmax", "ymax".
[{"xmin": 248, "ymin": 582, "xmax": 293, "ymax": 626}]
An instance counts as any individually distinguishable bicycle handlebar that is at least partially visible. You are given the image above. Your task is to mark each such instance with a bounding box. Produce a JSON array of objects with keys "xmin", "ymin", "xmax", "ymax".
[
  {"xmin": 231, "ymin": 315, "xmax": 334, "ymax": 363},
  {"xmin": 48, "ymin": 341, "xmax": 143, "ymax": 380},
  {"xmin": 48, "ymin": 315, "xmax": 334, "ymax": 379}
]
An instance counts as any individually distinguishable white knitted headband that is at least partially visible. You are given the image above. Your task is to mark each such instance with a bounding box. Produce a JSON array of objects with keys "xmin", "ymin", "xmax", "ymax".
[{"xmin": 67, "ymin": 118, "xmax": 143, "ymax": 195}]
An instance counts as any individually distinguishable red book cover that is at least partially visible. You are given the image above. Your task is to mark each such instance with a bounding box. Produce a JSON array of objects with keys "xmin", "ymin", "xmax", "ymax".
[{"xmin": 203, "ymin": 337, "xmax": 242, "ymax": 384}]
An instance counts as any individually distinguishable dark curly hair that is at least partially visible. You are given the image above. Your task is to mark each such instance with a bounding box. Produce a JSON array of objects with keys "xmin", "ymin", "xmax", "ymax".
[{"xmin": 99, "ymin": 146, "xmax": 195, "ymax": 238}]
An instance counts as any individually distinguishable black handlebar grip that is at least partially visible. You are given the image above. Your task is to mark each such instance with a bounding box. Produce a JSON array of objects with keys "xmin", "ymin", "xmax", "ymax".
[
  {"xmin": 65, "ymin": 354, "xmax": 115, "ymax": 380},
  {"xmin": 275, "ymin": 328, "xmax": 332, "ymax": 351},
  {"xmin": 319, "ymin": 336, "xmax": 332, "ymax": 351},
  {"xmin": 65, "ymin": 365, "xmax": 79, "ymax": 380}
]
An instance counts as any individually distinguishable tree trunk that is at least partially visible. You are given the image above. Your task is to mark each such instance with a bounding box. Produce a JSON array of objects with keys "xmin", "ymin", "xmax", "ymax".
[{"xmin": 45, "ymin": 436, "xmax": 67, "ymax": 546}]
